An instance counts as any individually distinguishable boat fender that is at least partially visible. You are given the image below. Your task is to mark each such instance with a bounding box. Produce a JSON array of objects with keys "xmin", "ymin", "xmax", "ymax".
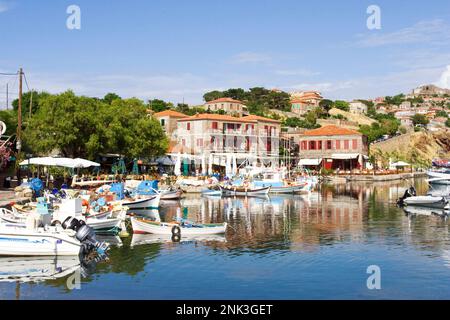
[
  {"xmin": 171, "ymin": 234, "xmax": 181, "ymax": 242},
  {"xmin": 171, "ymin": 225, "xmax": 181, "ymax": 236}
]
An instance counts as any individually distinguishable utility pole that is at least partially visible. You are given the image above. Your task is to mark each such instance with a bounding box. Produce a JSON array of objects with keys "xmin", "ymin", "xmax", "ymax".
[
  {"xmin": 6, "ymin": 83, "xmax": 8, "ymax": 110},
  {"xmin": 17, "ymin": 68, "xmax": 23, "ymax": 152}
]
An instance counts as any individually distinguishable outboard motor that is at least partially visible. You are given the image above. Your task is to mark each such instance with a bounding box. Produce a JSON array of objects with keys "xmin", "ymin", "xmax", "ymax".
[
  {"xmin": 397, "ymin": 186, "xmax": 417, "ymax": 207},
  {"xmin": 62, "ymin": 217, "xmax": 110, "ymax": 257}
]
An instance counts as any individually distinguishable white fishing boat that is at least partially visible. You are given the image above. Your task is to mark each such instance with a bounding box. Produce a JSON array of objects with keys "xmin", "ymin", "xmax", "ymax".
[
  {"xmin": 201, "ymin": 187, "xmax": 222, "ymax": 196},
  {"xmin": 130, "ymin": 217, "xmax": 227, "ymax": 235},
  {"xmin": 159, "ymin": 189, "xmax": 183, "ymax": 200},
  {"xmin": 121, "ymin": 194, "xmax": 160, "ymax": 209},
  {"xmin": 220, "ymin": 185, "xmax": 270, "ymax": 196}
]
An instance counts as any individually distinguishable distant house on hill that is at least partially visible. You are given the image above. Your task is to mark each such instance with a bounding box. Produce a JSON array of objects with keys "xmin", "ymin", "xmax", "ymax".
[
  {"xmin": 349, "ymin": 101, "xmax": 368, "ymax": 115},
  {"xmin": 412, "ymin": 84, "xmax": 450, "ymax": 97},
  {"xmin": 290, "ymin": 91, "xmax": 323, "ymax": 115},
  {"xmin": 203, "ymin": 97, "xmax": 248, "ymax": 116}
]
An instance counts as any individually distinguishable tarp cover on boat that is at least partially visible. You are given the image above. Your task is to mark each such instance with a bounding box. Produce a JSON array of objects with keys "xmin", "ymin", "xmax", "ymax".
[{"xmin": 298, "ymin": 158, "xmax": 322, "ymax": 166}]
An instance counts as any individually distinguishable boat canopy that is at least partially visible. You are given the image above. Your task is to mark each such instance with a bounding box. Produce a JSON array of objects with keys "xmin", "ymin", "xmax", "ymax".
[
  {"xmin": 19, "ymin": 157, "xmax": 100, "ymax": 168},
  {"xmin": 298, "ymin": 158, "xmax": 322, "ymax": 166}
]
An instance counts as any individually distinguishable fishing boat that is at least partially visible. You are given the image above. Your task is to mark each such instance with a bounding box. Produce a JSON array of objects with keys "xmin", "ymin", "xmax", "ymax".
[
  {"xmin": 220, "ymin": 185, "xmax": 270, "ymax": 196},
  {"xmin": 121, "ymin": 194, "xmax": 160, "ymax": 210},
  {"xmin": 159, "ymin": 189, "xmax": 183, "ymax": 200},
  {"xmin": 130, "ymin": 217, "xmax": 227, "ymax": 235}
]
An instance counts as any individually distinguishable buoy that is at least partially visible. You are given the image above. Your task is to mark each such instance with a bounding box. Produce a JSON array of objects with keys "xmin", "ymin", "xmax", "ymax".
[{"xmin": 171, "ymin": 225, "xmax": 181, "ymax": 236}]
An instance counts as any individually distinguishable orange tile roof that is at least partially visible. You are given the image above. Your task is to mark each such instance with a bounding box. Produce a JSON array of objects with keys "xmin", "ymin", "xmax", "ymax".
[
  {"xmin": 242, "ymin": 115, "xmax": 281, "ymax": 123},
  {"xmin": 205, "ymin": 97, "xmax": 243, "ymax": 104},
  {"xmin": 178, "ymin": 113, "xmax": 256, "ymax": 123},
  {"xmin": 153, "ymin": 110, "xmax": 188, "ymax": 118},
  {"xmin": 303, "ymin": 125, "xmax": 361, "ymax": 136}
]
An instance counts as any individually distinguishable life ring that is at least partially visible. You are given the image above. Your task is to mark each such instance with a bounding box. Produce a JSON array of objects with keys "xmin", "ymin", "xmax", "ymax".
[
  {"xmin": 171, "ymin": 234, "xmax": 181, "ymax": 242},
  {"xmin": 171, "ymin": 225, "xmax": 181, "ymax": 236}
]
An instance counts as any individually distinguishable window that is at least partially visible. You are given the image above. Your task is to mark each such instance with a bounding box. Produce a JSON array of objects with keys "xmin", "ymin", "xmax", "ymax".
[
  {"xmin": 197, "ymin": 139, "xmax": 203, "ymax": 147},
  {"xmin": 326, "ymin": 140, "xmax": 332, "ymax": 150},
  {"xmin": 336, "ymin": 140, "xmax": 340, "ymax": 150},
  {"xmin": 318, "ymin": 140, "xmax": 322, "ymax": 150},
  {"xmin": 352, "ymin": 139, "xmax": 358, "ymax": 149},
  {"xmin": 309, "ymin": 141, "xmax": 316, "ymax": 150},
  {"xmin": 187, "ymin": 122, "xmax": 191, "ymax": 130},
  {"xmin": 160, "ymin": 119, "xmax": 165, "ymax": 126},
  {"xmin": 212, "ymin": 122, "xmax": 218, "ymax": 130},
  {"xmin": 301, "ymin": 141, "xmax": 307, "ymax": 150},
  {"xmin": 344, "ymin": 140, "xmax": 349, "ymax": 150}
]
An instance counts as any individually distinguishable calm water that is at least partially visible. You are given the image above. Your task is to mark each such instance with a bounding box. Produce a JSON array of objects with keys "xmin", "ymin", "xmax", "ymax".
[{"xmin": 1, "ymin": 179, "xmax": 450, "ymax": 300}]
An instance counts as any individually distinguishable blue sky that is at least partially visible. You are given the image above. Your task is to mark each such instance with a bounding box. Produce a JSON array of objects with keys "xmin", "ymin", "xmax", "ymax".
[{"xmin": 1, "ymin": 0, "xmax": 450, "ymax": 107}]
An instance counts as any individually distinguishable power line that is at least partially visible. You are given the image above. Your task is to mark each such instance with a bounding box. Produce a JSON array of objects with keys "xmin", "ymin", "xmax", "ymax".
[
  {"xmin": 23, "ymin": 72, "xmax": 31, "ymax": 91},
  {"xmin": 0, "ymin": 72, "xmax": 18, "ymax": 76}
]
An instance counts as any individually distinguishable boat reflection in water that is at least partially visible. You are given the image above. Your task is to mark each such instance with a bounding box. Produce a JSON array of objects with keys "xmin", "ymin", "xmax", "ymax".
[
  {"xmin": 0, "ymin": 256, "xmax": 80, "ymax": 283},
  {"xmin": 130, "ymin": 234, "xmax": 226, "ymax": 247}
]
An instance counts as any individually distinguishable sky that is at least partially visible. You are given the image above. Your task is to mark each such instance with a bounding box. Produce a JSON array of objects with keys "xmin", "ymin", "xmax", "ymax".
[{"xmin": 1, "ymin": 0, "xmax": 450, "ymax": 108}]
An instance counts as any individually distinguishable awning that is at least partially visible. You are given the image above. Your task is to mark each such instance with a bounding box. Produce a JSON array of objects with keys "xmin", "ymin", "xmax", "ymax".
[
  {"xmin": 331, "ymin": 153, "xmax": 360, "ymax": 160},
  {"xmin": 299, "ymin": 158, "xmax": 322, "ymax": 166},
  {"xmin": 391, "ymin": 161, "xmax": 410, "ymax": 167},
  {"xmin": 19, "ymin": 157, "xmax": 100, "ymax": 168}
]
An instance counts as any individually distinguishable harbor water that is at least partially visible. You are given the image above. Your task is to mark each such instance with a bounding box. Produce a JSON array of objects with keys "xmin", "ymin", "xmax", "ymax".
[{"xmin": 1, "ymin": 178, "xmax": 450, "ymax": 299}]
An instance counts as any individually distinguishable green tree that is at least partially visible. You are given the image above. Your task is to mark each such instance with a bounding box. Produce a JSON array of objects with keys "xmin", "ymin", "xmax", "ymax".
[
  {"xmin": 435, "ymin": 110, "xmax": 448, "ymax": 118},
  {"xmin": 319, "ymin": 99, "xmax": 333, "ymax": 114},
  {"xmin": 23, "ymin": 91, "xmax": 168, "ymax": 159},
  {"xmin": 148, "ymin": 99, "xmax": 172, "ymax": 113},
  {"xmin": 333, "ymin": 100, "xmax": 350, "ymax": 112},
  {"xmin": 12, "ymin": 91, "xmax": 50, "ymax": 118},
  {"xmin": 102, "ymin": 92, "xmax": 122, "ymax": 104},
  {"xmin": 445, "ymin": 118, "xmax": 450, "ymax": 128},
  {"xmin": 203, "ymin": 91, "xmax": 224, "ymax": 102},
  {"xmin": 412, "ymin": 114, "xmax": 429, "ymax": 126}
]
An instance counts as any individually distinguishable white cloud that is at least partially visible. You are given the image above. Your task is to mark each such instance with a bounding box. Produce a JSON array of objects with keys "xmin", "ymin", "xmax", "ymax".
[
  {"xmin": 229, "ymin": 52, "xmax": 272, "ymax": 64},
  {"xmin": 436, "ymin": 65, "xmax": 450, "ymax": 89},
  {"xmin": 355, "ymin": 19, "xmax": 450, "ymax": 47}
]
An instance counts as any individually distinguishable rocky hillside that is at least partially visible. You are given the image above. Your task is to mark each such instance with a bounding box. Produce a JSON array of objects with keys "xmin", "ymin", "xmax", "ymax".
[{"xmin": 370, "ymin": 129, "xmax": 450, "ymax": 165}]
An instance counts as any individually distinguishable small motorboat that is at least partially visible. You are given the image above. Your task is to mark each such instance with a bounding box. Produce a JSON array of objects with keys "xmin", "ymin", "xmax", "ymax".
[
  {"xmin": 130, "ymin": 217, "xmax": 227, "ymax": 235},
  {"xmin": 403, "ymin": 196, "xmax": 449, "ymax": 209},
  {"xmin": 220, "ymin": 185, "xmax": 270, "ymax": 197}
]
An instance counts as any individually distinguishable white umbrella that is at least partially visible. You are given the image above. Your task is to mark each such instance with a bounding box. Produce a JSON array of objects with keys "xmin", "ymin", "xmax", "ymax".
[
  {"xmin": 208, "ymin": 153, "xmax": 213, "ymax": 176},
  {"xmin": 391, "ymin": 161, "xmax": 410, "ymax": 167},
  {"xmin": 225, "ymin": 154, "xmax": 232, "ymax": 178},
  {"xmin": 201, "ymin": 154, "xmax": 207, "ymax": 176},
  {"xmin": 174, "ymin": 152, "xmax": 181, "ymax": 176},
  {"xmin": 72, "ymin": 158, "xmax": 100, "ymax": 168}
]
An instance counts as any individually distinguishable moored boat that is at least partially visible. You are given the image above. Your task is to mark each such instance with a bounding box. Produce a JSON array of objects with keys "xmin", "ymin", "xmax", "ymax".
[
  {"xmin": 130, "ymin": 217, "xmax": 227, "ymax": 235},
  {"xmin": 121, "ymin": 194, "xmax": 160, "ymax": 210},
  {"xmin": 220, "ymin": 185, "xmax": 270, "ymax": 196}
]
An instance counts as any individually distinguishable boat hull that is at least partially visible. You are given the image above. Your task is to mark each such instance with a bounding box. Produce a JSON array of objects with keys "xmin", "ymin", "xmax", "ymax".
[
  {"xmin": 0, "ymin": 226, "xmax": 81, "ymax": 256},
  {"xmin": 122, "ymin": 195, "xmax": 160, "ymax": 209},
  {"xmin": 220, "ymin": 186, "xmax": 270, "ymax": 197},
  {"xmin": 403, "ymin": 196, "xmax": 449, "ymax": 209},
  {"xmin": 130, "ymin": 217, "xmax": 227, "ymax": 235}
]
